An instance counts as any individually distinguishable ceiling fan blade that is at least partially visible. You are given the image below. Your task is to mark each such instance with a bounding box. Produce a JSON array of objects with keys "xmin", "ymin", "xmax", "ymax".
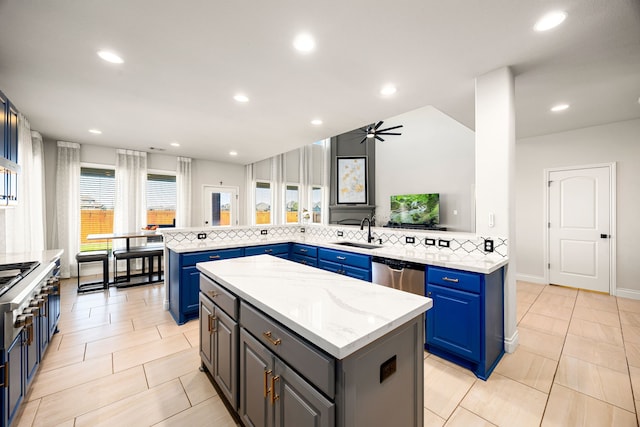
[
  {"xmin": 375, "ymin": 135, "xmax": 385, "ymax": 142},
  {"xmin": 359, "ymin": 137, "xmax": 367, "ymax": 144},
  {"xmin": 374, "ymin": 121, "xmax": 384, "ymax": 130},
  {"xmin": 377, "ymin": 132, "xmax": 402, "ymax": 136},
  {"xmin": 376, "ymin": 124, "xmax": 403, "ymax": 133}
]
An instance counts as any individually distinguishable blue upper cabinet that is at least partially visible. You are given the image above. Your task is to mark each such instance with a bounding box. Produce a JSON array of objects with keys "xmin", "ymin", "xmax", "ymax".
[{"xmin": 0, "ymin": 89, "xmax": 20, "ymax": 205}]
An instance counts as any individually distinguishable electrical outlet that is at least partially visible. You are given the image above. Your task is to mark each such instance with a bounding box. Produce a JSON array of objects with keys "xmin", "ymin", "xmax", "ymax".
[
  {"xmin": 197, "ymin": 233, "xmax": 206, "ymax": 240},
  {"xmin": 438, "ymin": 239, "xmax": 450, "ymax": 248},
  {"xmin": 337, "ymin": 231, "xmax": 344, "ymax": 237},
  {"xmin": 405, "ymin": 236, "xmax": 415, "ymax": 244},
  {"xmin": 260, "ymin": 229, "xmax": 268, "ymax": 235},
  {"xmin": 484, "ymin": 239, "xmax": 494, "ymax": 252},
  {"xmin": 425, "ymin": 238, "xmax": 436, "ymax": 246},
  {"xmin": 300, "ymin": 227, "xmax": 305, "ymax": 233}
]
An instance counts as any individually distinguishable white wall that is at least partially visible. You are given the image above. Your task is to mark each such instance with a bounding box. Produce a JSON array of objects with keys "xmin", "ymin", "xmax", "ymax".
[
  {"xmin": 516, "ymin": 118, "xmax": 640, "ymax": 292},
  {"xmin": 190, "ymin": 159, "xmax": 245, "ymax": 227},
  {"xmin": 375, "ymin": 106, "xmax": 475, "ymax": 232}
]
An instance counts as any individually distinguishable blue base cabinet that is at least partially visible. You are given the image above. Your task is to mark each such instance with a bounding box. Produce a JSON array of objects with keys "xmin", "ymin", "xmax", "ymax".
[
  {"xmin": 317, "ymin": 248, "xmax": 371, "ymax": 282},
  {"xmin": 425, "ymin": 266, "xmax": 504, "ymax": 380},
  {"xmin": 289, "ymin": 244, "xmax": 318, "ymax": 267}
]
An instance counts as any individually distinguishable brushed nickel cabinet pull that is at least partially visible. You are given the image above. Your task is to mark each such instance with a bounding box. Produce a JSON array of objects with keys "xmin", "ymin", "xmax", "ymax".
[
  {"xmin": 271, "ymin": 375, "xmax": 280, "ymax": 404},
  {"xmin": 442, "ymin": 277, "xmax": 459, "ymax": 283},
  {"xmin": 210, "ymin": 255, "xmax": 221, "ymax": 259},
  {"xmin": 208, "ymin": 314, "xmax": 217, "ymax": 333},
  {"xmin": 264, "ymin": 369, "xmax": 272, "ymax": 397},
  {"xmin": 0, "ymin": 362, "xmax": 7, "ymax": 388},
  {"xmin": 300, "ymin": 249, "xmax": 307, "ymax": 253},
  {"xmin": 207, "ymin": 291, "xmax": 218, "ymax": 299},
  {"xmin": 336, "ymin": 256, "xmax": 346, "ymax": 260},
  {"xmin": 262, "ymin": 331, "xmax": 281, "ymax": 346},
  {"xmin": 265, "ymin": 249, "xmax": 273, "ymax": 253}
]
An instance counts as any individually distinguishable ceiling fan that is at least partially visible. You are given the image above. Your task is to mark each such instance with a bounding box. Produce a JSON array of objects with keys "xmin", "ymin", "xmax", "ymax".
[{"xmin": 359, "ymin": 121, "xmax": 403, "ymax": 143}]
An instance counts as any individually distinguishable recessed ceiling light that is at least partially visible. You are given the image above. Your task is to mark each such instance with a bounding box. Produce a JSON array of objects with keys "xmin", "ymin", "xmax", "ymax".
[
  {"xmin": 229, "ymin": 151, "xmax": 238, "ymax": 156},
  {"xmin": 534, "ymin": 11, "xmax": 567, "ymax": 32},
  {"xmin": 293, "ymin": 33, "xmax": 316, "ymax": 52},
  {"xmin": 380, "ymin": 84, "xmax": 397, "ymax": 96},
  {"xmin": 550, "ymin": 103, "xmax": 570, "ymax": 112},
  {"xmin": 88, "ymin": 129, "xmax": 102, "ymax": 134},
  {"xmin": 311, "ymin": 119, "xmax": 323, "ymax": 125},
  {"xmin": 234, "ymin": 94, "xmax": 249, "ymax": 103},
  {"xmin": 170, "ymin": 142, "xmax": 180, "ymax": 147},
  {"xmin": 97, "ymin": 50, "xmax": 124, "ymax": 64}
]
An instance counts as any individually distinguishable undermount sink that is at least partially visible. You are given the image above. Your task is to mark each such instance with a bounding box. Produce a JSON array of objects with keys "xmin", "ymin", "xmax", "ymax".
[{"xmin": 331, "ymin": 241, "xmax": 383, "ymax": 250}]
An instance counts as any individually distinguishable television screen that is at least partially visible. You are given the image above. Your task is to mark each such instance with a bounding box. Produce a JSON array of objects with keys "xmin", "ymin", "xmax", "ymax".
[{"xmin": 389, "ymin": 193, "xmax": 439, "ymax": 225}]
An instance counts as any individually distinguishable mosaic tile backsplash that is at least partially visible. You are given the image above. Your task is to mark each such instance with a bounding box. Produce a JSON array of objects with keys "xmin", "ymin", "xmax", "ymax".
[{"xmin": 163, "ymin": 224, "xmax": 507, "ymax": 258}]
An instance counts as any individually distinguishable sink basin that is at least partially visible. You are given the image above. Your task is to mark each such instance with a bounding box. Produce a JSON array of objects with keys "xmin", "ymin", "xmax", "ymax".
[{"xmin": 331, "ymin": 241, "xmax": 383, "ymax": 250}]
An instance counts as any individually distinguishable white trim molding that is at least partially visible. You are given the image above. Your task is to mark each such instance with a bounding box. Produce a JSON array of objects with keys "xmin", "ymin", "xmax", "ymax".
[
  {"xmin": 616, "ymin": 288, "xmax": 640, "ymax": 301},
  {"xmin": 515, "ymin": 274, "xmax": 547, "ymax": 285},
  {"xmin": 504, "ymin": 329, "xmax": 519, "ymax": 353}
]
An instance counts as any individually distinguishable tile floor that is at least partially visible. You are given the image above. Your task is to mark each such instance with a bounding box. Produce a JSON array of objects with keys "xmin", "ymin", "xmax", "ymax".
[{"xmin": 12, "ymin": 278, "xmax": 640, "ymax": 426}]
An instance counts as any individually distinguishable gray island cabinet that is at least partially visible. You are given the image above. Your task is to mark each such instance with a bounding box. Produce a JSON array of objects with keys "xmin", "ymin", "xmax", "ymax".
[{"xmin": 197, "ymin": 255, "xmax": 432, "ymax": 427}]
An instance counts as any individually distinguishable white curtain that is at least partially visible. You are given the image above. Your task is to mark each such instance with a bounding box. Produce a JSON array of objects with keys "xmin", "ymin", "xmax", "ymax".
[
  {"xmin": 175, "ymin": 157, "xmax": 192, "ymax": 227},
  {"xmin": 244, "ymin": 163, "xmax": 255, "ymax": 225},
  {"xmin": 270, "ymin": 154, "xmax": 285, "ymax": 225},
  {"xmin": 54, "ymin": 141, "xmax": 80, "ymax": 278},
  {"xmin": 113, "ymin": 149, "xmax": 147, "ymax": 250}
]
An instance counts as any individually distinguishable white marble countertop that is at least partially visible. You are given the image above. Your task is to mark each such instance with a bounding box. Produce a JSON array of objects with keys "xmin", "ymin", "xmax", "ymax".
[
  {"xmin": 0, "ymin": 249, "xmax": 63, "ymax": 265},
  {"xmin": 168, "ymin": 238, "xmax": 507, "ymax": 274},
  {"xmin": 197, "ymin": 255, "xmax": 432, "ymax": 359}
]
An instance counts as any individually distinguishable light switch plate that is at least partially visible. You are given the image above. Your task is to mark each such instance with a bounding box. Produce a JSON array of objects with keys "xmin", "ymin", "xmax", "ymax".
[
  {"xmin": 425, "ymin": 238, "xmax": 436, "ymax": 246},
  {"xmin": 438, "ymin": 239, "xmax": 450, "ymax": 248}
]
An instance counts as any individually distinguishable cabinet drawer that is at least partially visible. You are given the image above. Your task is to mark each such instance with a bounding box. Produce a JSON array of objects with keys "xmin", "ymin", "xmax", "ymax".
[
  {"xmin": 318, "ymin": 248, "xmax": 370, "ymax": 270},
  {"xmin": 240, "ymin": 301, "xmax": 335, "ymax": 398},
  {"xmin": 290, "ymin": 254, "xmax": 318, "ymax": 267},
  {"xmin": 245, "ymin": 243, "xmax": 290, "ymax": 256},
  {"xmin": 427, "ymin": 267, "xmax": 481, "ymax": 294},
  {"xmin": 182, "ymin": 248, "xmax": 245, "ymax": 266},
  {"xmin": 200, "ymin": 274, "xmax": 239, "ymax": 320},
  {"xmin": 290, "ymin": 244, "xmax": 317, "ymax": 258}
]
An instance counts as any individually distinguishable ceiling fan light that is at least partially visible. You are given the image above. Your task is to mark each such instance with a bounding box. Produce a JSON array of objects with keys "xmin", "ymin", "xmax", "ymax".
[
  {"xmin": 366, "ymin": 133, "xmax": 374, "ymax": 138},
  {"xmin": 380, "ymin": 84, "xmax": 397, "ymax": 96}
]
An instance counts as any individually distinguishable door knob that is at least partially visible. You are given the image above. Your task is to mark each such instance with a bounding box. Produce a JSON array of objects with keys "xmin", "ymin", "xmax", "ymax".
[{"xmin": 600, "ymin": 234, "xmax": 610, "ymax": 239}]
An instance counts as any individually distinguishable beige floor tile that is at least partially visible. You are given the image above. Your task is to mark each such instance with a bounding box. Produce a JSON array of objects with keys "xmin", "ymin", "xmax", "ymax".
[
  {"xmin": 542, "ymin": 284, "xmax": 578, "ymax": 298},
  {"xmin": 518, "ymin": 312, "xmax": 570, "ymax": 337},
  {"xmin": 620, "ymin": 310, "xmax": 640, "ymax": 327},
  {"xmin": 58, "ymin": 320, "xmax": 134, "ymax": 349},
  {"xmin": 573, "ymin": 304, "xmax": 621, "ymax": 328},
  {"xmin": 624, "ymin": 341, "xmax": 640, "ymax": 368},
  {"xmin": 32, "ymin": 366, "xmax": 148, "ymax": 427},
  {"xmin": 89, "ymin": 299, "xmax": 152, "ymax": 318},
  {"xmin": 562, "ymin": 333, "xmax": 628, "ymax": 373},
  {"xmin": 184, "ymin": 327, "xmax": 200, "ymax": 347},
  {"xmin": 444, "ymin": 407, "xmax": 496, "ymax": 427},
  {"xmin": 517, "ymin": 290, "xmax": 539, "ymax": 305},
  {"xmin": 568, "ymin": 318, "xmax": 623, "ymax": 347},
  {"xmin": 535, "ymin": 291, "xmax": 577, "ymax": 308},
  {"xmin": 75, "ymin": 379, "xmax": 191, "ymax": 427},
  {"xmin": 56, "ymin": 313, "xmax": 110, "ymax": 334},
  {"xmin": 517, "ymin": 281, "xmax": 545, "ymax": 295},
  {"xmin": 517, "ymin": 326, "xmax": 565, "ymax": 361},
  {"xmin": 423, "ymin": 357, "xmax": 476, "ymax": 419},
  {"xmin": 14, "ymin": 399, "xmax": 40, "ymax": 427},
  {"xmin": 38, "ymin": 343, "xmax": 86, "ymax": 372},
  {"xmin": 179, "ymin": 369, "xmax": 218, "ymax": 406},
  {"xmin": 156, "ymin": 318, "xmax": 199, "ymax": 338},
  {"xmin": 85, "ymin": 326, "xmax": 162, "ymax": 359},
  {"xmin": 494, "ymin": 347, "xmax": 557, "ymax": 393},
  {"xmin": 541, "ymin": 384, "xmax": 637, "ymax": 427},
  {"xmin": 427, "ymin": 354, "xmax": 478, "ymax": 379},
  {"xmin": 152, "ymin": 396, "xmax": 238, "ymax": 427},
  {"xmin": 516, "ymin": 301, "xmax": 531, "ymax": 323},
  {"xmin": 460, "ymin": 373, "xmax": 547, "ymax": 427},
  {"xmin": 575, "ymin": 291, "xmax": 619, "ymax": 313},
  {"xmin": 622, "ymin": 323, "xmax": 640, "ymax": 345},
  {"xmin": 113, "ymin": 333, "xmax": 191, "ymax": 372},
  {"xmin": 111, "ymin": 308, "xmax": 175, "ymax": 330},
  {"xmin": 528, "ymin": 300, "xmax": 574, "ymax": 321},
  {"xmin": 424, "ymin": 408, "xmax": 446, "ymax": 427},
  {"xmin": 144, "ymin": 347, "xmax": 200, "ymax": 388},
  {"xmin": 28, "ymin": 354, "xmax": 113, "ymax": 401},
  {"xmin": 617, "ymin": 297, "xmax": 640, "ymax": 314},
  {"xmin": 554, "ymin": 355, "xmax": 634, "ymax": 411},
  {"xmin": 72, "ymin": 294, "xmax": 128, "ymax": 311},
  {"xmin": 628, "ymin": 365, "xmax": 640, "ymax": 397}
]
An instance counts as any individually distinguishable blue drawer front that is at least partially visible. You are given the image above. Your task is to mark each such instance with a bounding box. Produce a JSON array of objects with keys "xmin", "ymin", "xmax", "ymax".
[
  {"xmin": 290, "ymin": 244, "xmax": 317, "ymax": 257},
  {"xmin": 318, "ymin": 248, "xmax": 370, "ymax": 269},
  {"xmin": 182, "ymin": 247, "xmax": 245, "ymax": 266},
  {"xmin": 290, "ymin": 253, "xmax": 318, "ymax": 267},
  {"xmin": 245, "ymin": 243, "xmax": 290, "ymax": 256},
  {"xmin": 427, "ymin": 266, "xmax": 481, "ymax": 294}
]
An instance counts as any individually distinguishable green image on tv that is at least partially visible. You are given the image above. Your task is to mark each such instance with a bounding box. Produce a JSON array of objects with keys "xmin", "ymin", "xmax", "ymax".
[{"xmin": 389, "ymin": 193, "xmax": 439, "ymax": 225}]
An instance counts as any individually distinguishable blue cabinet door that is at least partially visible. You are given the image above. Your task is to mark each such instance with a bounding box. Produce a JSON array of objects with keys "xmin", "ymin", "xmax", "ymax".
[
  {"xmin": 4, "ymin": 333, "xmax": 24, "ymax": 426},
  {"xmin": 181, "ymin": 266, "xmax": 201, "ymax": 320},
  {"xmin": 426, "ymin": 283, "xmax": 481, "ymax": 362}
]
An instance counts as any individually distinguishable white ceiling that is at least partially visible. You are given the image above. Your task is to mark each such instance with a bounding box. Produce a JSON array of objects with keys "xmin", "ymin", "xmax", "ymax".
[{"xmin": 1, "ymin": 0, "xmax": 639, "ymax": 165}]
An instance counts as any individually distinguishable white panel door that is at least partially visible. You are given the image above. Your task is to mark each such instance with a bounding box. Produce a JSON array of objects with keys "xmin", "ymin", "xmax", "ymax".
[
  {"xmin": 203, "ymin": 186, "xmax": 238, "ymax": 226},
  {"xmin": 549, "ymin": 167, "xmax": 611, "ymax": 292}
]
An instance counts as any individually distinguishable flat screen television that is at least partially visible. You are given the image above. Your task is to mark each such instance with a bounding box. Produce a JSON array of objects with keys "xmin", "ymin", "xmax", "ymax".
[{"xmin": 389, "ymin": 193, "xmax": 439, "ymax": 226}]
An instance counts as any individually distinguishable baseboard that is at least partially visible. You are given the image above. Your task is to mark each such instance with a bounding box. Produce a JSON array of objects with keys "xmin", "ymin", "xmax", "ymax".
[
  {"xmin": 616, "ymin": 288, "xmax": 640, "ymax": 301},
  {"xmin": 515, "ymin": 273, "xmax": 547, "ymax": 285},
  {"xmin": 163, "ymin": 299, "xmax": 170, "ymax": 311},
  {"xmin": 504, "ymin": 329, "xmax": 519, "ymax": 354}
]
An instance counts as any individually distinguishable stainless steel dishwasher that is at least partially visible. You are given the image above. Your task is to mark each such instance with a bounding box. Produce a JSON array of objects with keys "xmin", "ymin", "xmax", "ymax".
[{"xmin": 371, "ymin": 256, "xmax": 425, "ymax": 296}]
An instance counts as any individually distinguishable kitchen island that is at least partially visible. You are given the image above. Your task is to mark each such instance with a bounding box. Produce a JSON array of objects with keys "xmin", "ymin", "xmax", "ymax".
[{"xmin": 197, "ymin": 254, "xmax": 432, "ymax": 427}]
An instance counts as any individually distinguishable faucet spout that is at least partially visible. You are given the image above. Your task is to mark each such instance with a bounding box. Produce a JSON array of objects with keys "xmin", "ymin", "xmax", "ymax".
[{"xmin": 360, "ymin": 217, "xmax": 373, "ymax": 243}]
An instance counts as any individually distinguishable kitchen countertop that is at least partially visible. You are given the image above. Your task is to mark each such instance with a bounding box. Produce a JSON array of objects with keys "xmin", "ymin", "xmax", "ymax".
[
  {"xmin": 168, "ymin": 238, "xmax": 507, "ymax": 274},
  {"xmin": 0, "ymin": 249, "xmax": 63, "ymax": 265},
  {"xmin": 197, "ymin": 254, "xmax": 432, "ymax": 359}
]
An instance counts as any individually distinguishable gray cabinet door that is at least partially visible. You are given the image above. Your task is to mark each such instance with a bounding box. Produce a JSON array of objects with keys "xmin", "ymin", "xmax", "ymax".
[
  {"xmin": 240, "ymin": 329, "xmax": 274, "ymax": 427},
  {"xmin": 214, "ymin": 305, "xmax": 238, "ymax": 409},
  {"xmin": 273, "ymin": 358, "xmax": 335, "ymax": 427},
  {"xmin": 199, "ymin": 294, "xmax": 214, "ymax": 372}
]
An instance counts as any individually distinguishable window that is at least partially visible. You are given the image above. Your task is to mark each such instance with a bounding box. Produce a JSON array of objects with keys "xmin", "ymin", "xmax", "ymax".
[
  {"xmin": 311, "ymin": 186, "xmax": 322, "ymax": 223},
  {"xmin": 147, "ymin": 173, "xmax": 176, "ymax": 226},
  {"xmin": 285, "ymin": 184, "xmax": 299, "ymax": 223},
  {"xmin": 80, "ymin": 167, "xmax": 115, "ymax": 252},
  {"xmin": 255, "ymin": 181, "xmax": 271, "ymax": 224}
]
